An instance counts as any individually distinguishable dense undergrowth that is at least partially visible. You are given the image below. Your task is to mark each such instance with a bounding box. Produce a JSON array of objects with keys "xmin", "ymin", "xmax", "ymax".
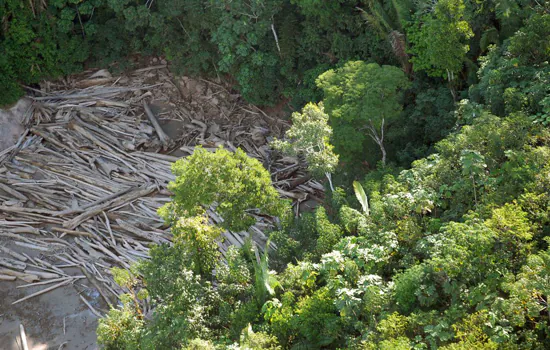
[{"xmin": 4, "ymin": 0, "xmax": 550, "ymax": 349}]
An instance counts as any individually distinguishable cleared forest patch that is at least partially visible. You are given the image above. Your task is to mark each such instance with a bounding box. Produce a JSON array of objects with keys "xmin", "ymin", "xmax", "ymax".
[{"xmin": 0, "ymin": 66, "xmax": 323, "ymax": 348}]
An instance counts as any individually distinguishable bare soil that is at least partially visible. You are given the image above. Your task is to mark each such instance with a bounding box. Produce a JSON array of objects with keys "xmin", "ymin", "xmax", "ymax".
[{"xmin": 0, "ymin": 241, "xmax": 100, "ymax": 350}]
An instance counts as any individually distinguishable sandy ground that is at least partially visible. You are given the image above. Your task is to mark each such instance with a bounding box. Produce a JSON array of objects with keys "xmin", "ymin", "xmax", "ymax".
[
  {"xmin": 0, "ymin": 99, "xmax": 28, "ymax": 153},
  {"xmin": 0, "ymin": 241, "xmax": 100, "ymax": 350}
]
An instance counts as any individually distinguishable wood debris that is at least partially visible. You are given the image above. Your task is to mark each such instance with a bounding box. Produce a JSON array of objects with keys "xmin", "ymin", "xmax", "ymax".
[{"xmin": 0, "ymin": 66, "xmax": 324, "ymax": 308}]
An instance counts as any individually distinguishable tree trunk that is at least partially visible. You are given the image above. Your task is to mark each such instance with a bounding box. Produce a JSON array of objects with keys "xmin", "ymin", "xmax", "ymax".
[
  {"xmin": 366, "ymin": 118, "xmax": 386, "ymax": 166},
  {"xmin": 325, "ymin": 172, "xmax": 334, "ymax": 192},
  {"xmin": 447, "ymin": 69, "xmax": 457, "ymax": 101}
]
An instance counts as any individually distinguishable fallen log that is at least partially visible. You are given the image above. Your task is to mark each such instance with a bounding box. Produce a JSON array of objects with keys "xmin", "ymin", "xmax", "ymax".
[
  {"xmin": 63, "ymin": 186, "xmax": 156, "ymax": 229},
  {"xmin": 0, "ymin": 257, "xmax": 26, "ymax": 271},
  {"xmin": 25, "ymin": 270, "xmax": 59, "ymax": 279},
  {"xmin": 0, "ymin": 246, "xmax": 28, "ymax": 262},
  {"xmin": 17, "ymin": 276, "xmax": 84, "ymax": 289},
  {"xmin": 143, "ymin": 101, "xmax": 170, "ymax": 148},
  {"xmin": 0, "ymin": 274, "xmax": 16, "ymax": 281},
  {"xmin": 0, "ymin": 269, "xmax": 39, "ymax": 283},
  {"xmin": 55, "ymin": 186, "xmax": 133, "ymax": 216}
]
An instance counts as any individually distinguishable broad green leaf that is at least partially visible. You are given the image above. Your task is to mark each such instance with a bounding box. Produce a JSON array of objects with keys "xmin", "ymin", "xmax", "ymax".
[{"xmin": 353, "ymin": 181, "xmax": 369, "ymax": 216}]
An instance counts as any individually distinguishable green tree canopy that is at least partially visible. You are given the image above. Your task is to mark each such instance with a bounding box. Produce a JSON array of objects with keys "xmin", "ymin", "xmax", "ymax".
[
  {"xmin": 407, "ymin": 0, "xmax": 473, "ymax": 80},
  {"xmin": 271, "ymin": 102, "xmax": 338, "ymax": 189},
  {"xmin": 159, "ymin": 146, "xmax": 289, "ymax": 232},
  {"xmin": 317, "ymin": 61, "xmax": 410, "ymax": 164}
]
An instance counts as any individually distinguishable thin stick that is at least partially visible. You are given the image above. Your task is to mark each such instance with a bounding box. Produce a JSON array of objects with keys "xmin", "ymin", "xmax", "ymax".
[
  {"xmin": 271, "ymin": 23, "xmax": 281, "ymax": 54},
  {"xmin": 103, "ymin": 211, "xmax": 116, "ymax": 246},
  {"xmin": 79, "ymin": 295, "xmax": 102, "ymax": 317},
  {"xmin": 20, "ymin": 324, "xmax": 29, "ymax": 350},
  {"xmin": 17, "ymin": 276, "xmax": 84, "ymax": 289},
  {"xmin": 12, "ymin": 279, "xmax": 71, "ymax": 305}
]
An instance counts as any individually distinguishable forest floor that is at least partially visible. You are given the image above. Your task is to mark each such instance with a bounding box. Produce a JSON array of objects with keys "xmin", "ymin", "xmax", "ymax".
[{"xmin": 0, "ymin": 64, "xmax": 322, "ymax": 349}]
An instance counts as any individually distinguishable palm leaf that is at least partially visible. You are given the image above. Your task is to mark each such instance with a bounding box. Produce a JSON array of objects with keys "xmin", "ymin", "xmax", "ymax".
[{"xmin": 353, "ymin": 181, "xmax": 369, "ymax": 216}]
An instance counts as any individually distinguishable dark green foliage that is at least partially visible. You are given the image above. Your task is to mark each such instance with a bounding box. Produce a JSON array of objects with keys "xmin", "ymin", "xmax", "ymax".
[
  {"xmin": 0, "ymin": 0, "xmax": 397, "ymax": 106},
  {"xmin": 88, "ymin": 2, "xmax": 550, "ymax": 349},
  {"xmin": 394, "ymin": 85, "xmax": 456, "ymax": 165},
  {"xmin": 0, "ymin": 0, "xmax": 89, "ymax": 105},
  {"xmin": 469, "ymin": 10, "xmax": 550, "ymax": 117},
  {"xmin": 270, "ymin": 206, "xmax": 342, "ymax": 269},
  {"xmin": 508, "ymin": 12, "xmax": 550, "ymax": 65}
]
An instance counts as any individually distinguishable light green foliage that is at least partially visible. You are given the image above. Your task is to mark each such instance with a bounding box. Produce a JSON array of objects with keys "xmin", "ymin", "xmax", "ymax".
[
  {"xmin": 239, "ymin": 324, "xmax": 282, "ymax": 350},
  {"xmin": 182, "ymin": 338, "xmax": 217, "ymax": 350},
  {"xmin": 317, "ymin": 61, "xmax": 410, "ymax": 162},
  {"xmin": 169, "ymin": 215, "xmax": 223, "ymax": 276},
  {"xmin": 377, "ymin": 312, "xmax": 409, "ymax": 339},
  {"xmin": 440, "ymin": 312, "xmax": 497, "ymax": 350},
  {"xmin": 97, "ymin": 293, "xmax": 145, "ymax": 350},
  {"xmin": 353, "ymin": 181, "xmax": 370, "ymax": 215},
  {"xmin": 407, "ymin": 0, "xmax": 473, "ymax": 79},
  {"xmin": 160, "ymin": 146, "xmax": 288, "ymax": 232},
  {"xmin": 485, "ymin": 203, "xmax": 533, "ymax": 241},
  {"xmin": 377, "ymin": 337, "xmax": 412, "ymax": 350},
  {"xmin": 271, "ymin": 102, "xmax": 338, "ymax": 178}
]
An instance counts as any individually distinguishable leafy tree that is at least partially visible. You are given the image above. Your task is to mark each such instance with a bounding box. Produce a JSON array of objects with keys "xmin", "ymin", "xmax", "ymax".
[
  {"xmin": 407, "ymin": 0, "xmax": 473, "ymax": 85},
  {"xmin": 271, "ymin": 102, "xmax": 338, "ymax": 190},
  {"xmin": 317, "ymin": 61, "xmax": 410, "ymax": 164},
  {"xmin": 508, "ymin": 11, "xmax": 550, "ymax": 65},
  {"xmin": 159, "ymin": 146, "xmax": 288, "ymax": 232},
  {"xmin": 460, "ymin": 150, "xmax": 487, "ymax": 206}
]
